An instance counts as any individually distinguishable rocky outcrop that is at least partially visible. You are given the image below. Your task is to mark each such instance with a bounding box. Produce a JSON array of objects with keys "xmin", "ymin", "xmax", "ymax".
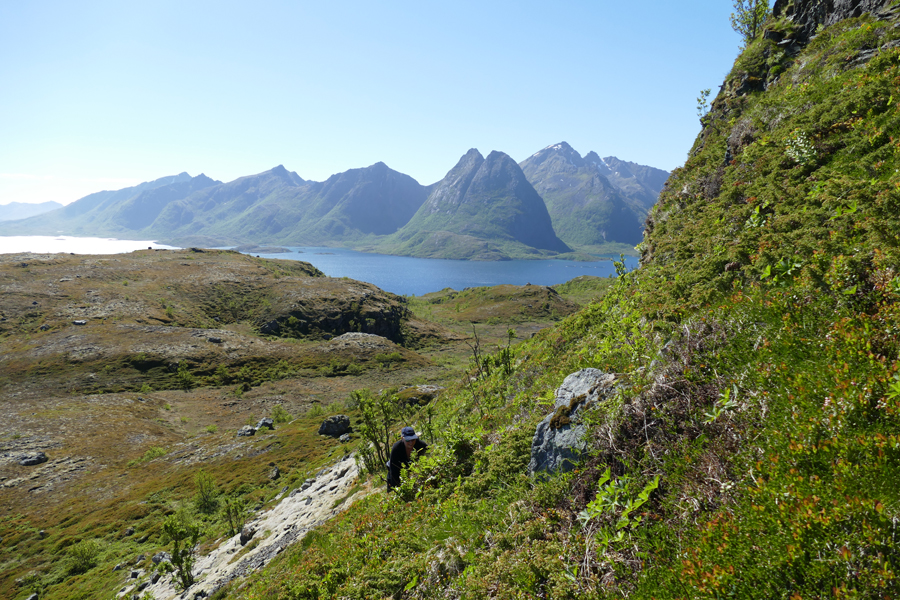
[
  {"xmin": 19, "ymin": 452, "xmax": 48, "ymax": 466},
  {"xmin": 528, "ymin": 369, "xmax": 618, "ymax": 475},
  {"xmin": 318, "ymin": 415, "xmax": 351, "ymax": 437},
  {"xmin": 139, "ymin": 453, "xmax": 364, "ymax": 600},
  {"xmin": 773, "ymin": 0, "xmax": 896, "ymax": 43}
]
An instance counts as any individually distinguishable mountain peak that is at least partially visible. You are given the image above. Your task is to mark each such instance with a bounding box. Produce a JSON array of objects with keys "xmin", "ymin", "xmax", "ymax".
[{"xmin": 525, "ymin": 142, "xmax": 585, "ymax": 169}]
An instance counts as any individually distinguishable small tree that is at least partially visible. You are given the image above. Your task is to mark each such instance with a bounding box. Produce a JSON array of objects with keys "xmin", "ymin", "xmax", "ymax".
[
  {"xmin": 161, "ymin": 509, "xmax": 201, "ymax": 591},
  {"xmin": 176, "ymin": 361, "xmax": 194, "ymax": 391},
  {"xmin": 193, "ymin": 469, "xmax": 219, "ymax": 514},
  {"xmin": 730, "ymin": 0, "xmax": 770, "ymax": 45},
  {"xmin": 220, "ymin": 496, "xmax": 247, "ymax": 537},
  {"xmin": 353, "ymin": 388, "xmax": 414, "ymax": 477}
]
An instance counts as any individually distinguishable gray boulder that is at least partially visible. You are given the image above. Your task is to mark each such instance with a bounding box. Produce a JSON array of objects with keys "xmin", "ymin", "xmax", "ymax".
[
  {"xmin": 152, "ymin": 551, "xmax": 171, "ymax": 565},
  {"xmin": 256, "ymin": 417, "xmax": 275, "ymax": 431},
  {"xmin": 237, "ymin": 425, "xmax": 256, "ymax": 437},
  {"xmin": 240, "ymin": 525, "xmax": 256, "ymax": 546},
  {"xmin": 318, "ymin": 415, "xmax": 350, "ymax": 437},
  {"xmin": 528, "ymin": 369, "xmax": 618, "ymax": 476},
  {"xmin": 19, "ymin": 452, "xmax": 48, "ymax": 466}
]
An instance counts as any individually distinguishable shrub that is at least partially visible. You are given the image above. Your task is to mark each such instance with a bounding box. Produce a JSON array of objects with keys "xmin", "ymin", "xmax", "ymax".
[
  {"xmin": 271, "ymin": 404, "xmax": 292, "ymax": 423},
  {"xmin": 352, "ymin": 388, "xmax": 415, "ymax": 477},
  {"xmin": 161, "ymin": 509, "xmax": 201, "ymax": 591},
  {"xmin": 193, "ymin": 469, "xmax": 219, "ymax": 514},
  {"xmin": 176, "ymin": 361, "xmax": 194, "ymax": 391},
  {"xmin": 220, "ymin": 496, "xmax": 247, "ymax": 537},
  {"xmin": 67, "ymin": 539, "xmax": 101, "ymax": 574}
]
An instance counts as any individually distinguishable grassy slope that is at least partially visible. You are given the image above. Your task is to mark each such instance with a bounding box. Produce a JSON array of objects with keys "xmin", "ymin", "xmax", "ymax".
[{"xmin": 222, "ymin": 12, "xmax": 900, "ymax": 600}]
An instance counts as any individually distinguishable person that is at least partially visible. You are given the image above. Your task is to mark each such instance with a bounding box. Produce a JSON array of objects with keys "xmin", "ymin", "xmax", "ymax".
[{"xmin": 387, "ymin": 426, "xmax": 428, "ymax": 491}]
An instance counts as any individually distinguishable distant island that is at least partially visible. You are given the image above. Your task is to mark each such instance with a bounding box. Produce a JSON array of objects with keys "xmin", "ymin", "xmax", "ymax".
[{"xmin": 0, "ymin": 143, "xmax": 667, "ymax": 261}]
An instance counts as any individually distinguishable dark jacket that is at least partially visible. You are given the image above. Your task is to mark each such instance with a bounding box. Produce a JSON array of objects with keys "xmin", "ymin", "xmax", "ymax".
[{"xmin": 387, "ymin": 439, "xmax": 428, "ymax": 491}]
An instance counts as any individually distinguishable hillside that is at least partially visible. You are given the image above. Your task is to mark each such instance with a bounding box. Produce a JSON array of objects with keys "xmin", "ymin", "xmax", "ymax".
[
  {"xmin": 8, "ymin": 3, "xmax": 900, "ymax": 596},
  {"xmin": 0, "ymin": 173, "xmax": 220, "ymax": 236},
  {"xmin": 379, "ymin": 149, "xmax": 571, "ymax": 260},
  {"xmin": 193, "ymin": 2, "xmax": 899, "ymax": 598}
]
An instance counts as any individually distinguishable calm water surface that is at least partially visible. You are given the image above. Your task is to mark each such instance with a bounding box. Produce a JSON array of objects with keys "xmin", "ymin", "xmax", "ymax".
[
  {"xmin": 252, "ymin": 246, "xmax": 638, "ymax": 296},
  {"xmin": 0, "ymin": 236, "xmax": 638, "ymax": 296},
  {"xmin": 0, "ymin": 235, "xmax": 176, "ymax": 254}
]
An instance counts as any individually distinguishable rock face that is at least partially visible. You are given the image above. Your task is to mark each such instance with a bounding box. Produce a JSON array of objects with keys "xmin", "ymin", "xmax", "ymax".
[
  {"xmin": 140, "ymin": 454, "xmax": 363, "ymax": 600},
  {"xmin": 520, "ymin": 142, "xmax": 664, "ymax": 246},
  {"xmin": 773, "ymin": 0, "xmax": 895, "ymax": 42},
  {"xmin": 237, "ymin": 426, "xmax": 256, "ymax": 437},
  {"xmin": 318, "ymin": 415, "xmax": 351, "ymax": 437},
  {"xmin": 255, "ymin": 417, "xmax": 275, "ymax": 431},
  {"xmin": 528, "ymin": 369, "xmax": 618, "ymax": 475},
  {"xmin": 383, "ymin": 149, "xmax": 570, "ymax": 259}
]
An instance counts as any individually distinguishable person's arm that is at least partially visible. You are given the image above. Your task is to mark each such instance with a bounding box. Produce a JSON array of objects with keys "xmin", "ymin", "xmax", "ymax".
[{"xmin": 387, "ymin": 442, "xmax": 403, "ymax": 490}]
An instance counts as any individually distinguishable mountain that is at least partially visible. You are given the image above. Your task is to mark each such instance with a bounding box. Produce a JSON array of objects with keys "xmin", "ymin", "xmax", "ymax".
[
  {"xmin": 0, "ymin": 164, "xmax": 429, "ymax": 247},
  {"xmin": 0, "ymin": 201, "xmax": 63, "ymax": 222},
  {"xmin": 520, "ymin": 142, "xmax": 659, "ymax": 246},
  {"xmin": 588, "ymin": 154, "xmax": 668, "ymax": 211},
  {"xmin": 0, "ymin": 173, "xmax": 220, "ymax": 236},
  {"xmin": 0, "ymin": 148, "xmax": 665, "ymax": 258},
  {"xmin": 145, "ymin": 163, "xmax": 429, "ymax": 246},
  {"xmin": 380, "ymin": 149, "xmax": 570, "ymax": 260}
]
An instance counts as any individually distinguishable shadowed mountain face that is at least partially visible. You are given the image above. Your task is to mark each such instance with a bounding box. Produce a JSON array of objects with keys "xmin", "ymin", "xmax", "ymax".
[
  {"xmin": 382, "ymin": 149, "xmax": 570, "ymax": 259},
  {"xmin": 520, "ymin": 142, "xmax": 667, "ymax": 246}
]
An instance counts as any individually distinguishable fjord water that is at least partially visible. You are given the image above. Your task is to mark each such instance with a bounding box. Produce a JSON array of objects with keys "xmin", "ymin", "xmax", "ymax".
[
  {"xmin": 0, "ymin": 235, "xmax": 177, "ymax": 254},
  {"xmin": 0, "ymin": 236, "xmax": 638, "ymax": 296},
  {"xmin": 253, "ymin": 246, "xmax": 639, "ymax": 296}
]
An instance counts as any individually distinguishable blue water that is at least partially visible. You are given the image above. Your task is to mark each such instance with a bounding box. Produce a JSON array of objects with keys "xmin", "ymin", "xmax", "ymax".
[
  {"xmin": 249, "ymin": 246, "xmax": 639, "ymax": 296},
  {"xmin": 0, "ymin": 236, "xmax": 639, "ymax": 297}
]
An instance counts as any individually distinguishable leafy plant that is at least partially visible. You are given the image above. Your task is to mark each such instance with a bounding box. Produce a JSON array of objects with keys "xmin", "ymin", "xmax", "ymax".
[
  {"xmin": 66, "ymin": 539, "xmax": 101, "ymax": 574},
  {"xmin": 730, "ymin": 0, "xmax": 770, "ymax": 45},
  {"xmin": 271, "ymin": 404, "xmax": 292, "ymax": 423},
  {"xmin": 193, "ymin": 469, "xmax": 219, "ymax": 514},
  {"xmin": 161, "ymin": 509, "xmax": 202, "ymax": 591},
  {"xmin": 220, "ymin": 496, "xmax": 248, "ymax": 537},
  {"xmin": 176, "ymin": 361, "xmax": 194, "ymax": 391}
]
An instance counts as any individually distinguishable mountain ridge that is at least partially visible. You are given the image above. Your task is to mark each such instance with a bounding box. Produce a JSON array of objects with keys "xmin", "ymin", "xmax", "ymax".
[{"xmin": 0, "ymin": 147, "xmax": 666, "ymax": 258}]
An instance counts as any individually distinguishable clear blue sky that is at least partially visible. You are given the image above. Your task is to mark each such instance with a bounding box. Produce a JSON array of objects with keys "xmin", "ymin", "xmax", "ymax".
[{"xmin": 1, "ymin": 0, "xmax": 743, "ymax": 205}]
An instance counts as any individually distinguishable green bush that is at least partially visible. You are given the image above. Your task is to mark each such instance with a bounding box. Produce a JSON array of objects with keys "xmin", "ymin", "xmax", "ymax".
[
  {"xmin": 271, "ymin": 404, "xmax": 292, "ymax": 423},
  {"xmin": 67, "ymin": 539, "xmax": 101, "ymax": 574}
]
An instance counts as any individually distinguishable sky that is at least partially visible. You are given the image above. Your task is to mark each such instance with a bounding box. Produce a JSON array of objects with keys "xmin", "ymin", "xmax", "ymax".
[{"xmin": 0, "ymin": 1, "xmax": 744, "ymax": 206}]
